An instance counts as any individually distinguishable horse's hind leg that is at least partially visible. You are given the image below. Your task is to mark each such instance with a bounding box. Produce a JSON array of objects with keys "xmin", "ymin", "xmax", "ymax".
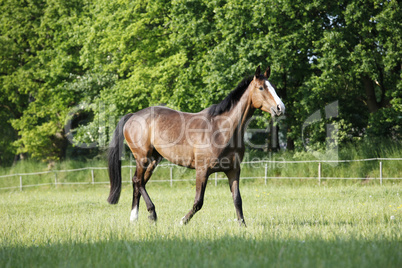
[
  {"xmin": 131, "ymin": 156, "xmax": 161, "ymax": 222},
  {"xmin": 142, "ymin": 157, "xmax": 161, "ymax": 221},
  {"xmin": 130, "ymin": 169, "xmax": 140, "ymax": 222}
]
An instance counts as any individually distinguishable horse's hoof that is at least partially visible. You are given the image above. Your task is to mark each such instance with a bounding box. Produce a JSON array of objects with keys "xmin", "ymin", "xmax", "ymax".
[{"xmin": 148, "ymin": 211, "xmax": 157, "ymax": 222}]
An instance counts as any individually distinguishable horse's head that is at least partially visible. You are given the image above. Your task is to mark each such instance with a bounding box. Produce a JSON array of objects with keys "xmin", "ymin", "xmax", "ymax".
[{"xmin": 250, "ymin": 66, "xmax": 285, "ymax": 116}]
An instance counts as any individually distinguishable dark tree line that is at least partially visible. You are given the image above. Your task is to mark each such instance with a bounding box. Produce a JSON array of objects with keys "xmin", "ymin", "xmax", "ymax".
[{"xmin": 0, "ymin": 0, "xmax": 400, "ymax": 165}]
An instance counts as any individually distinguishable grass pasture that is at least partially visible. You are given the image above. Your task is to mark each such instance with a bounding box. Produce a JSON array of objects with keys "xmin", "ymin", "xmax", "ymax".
[
  {"xmin": 0, "ymin": 156, "xmax": 401, "ymax": 190},
  {"xmin": 1, "ymin": 182, "xmax": 401, "ymax": 267}
]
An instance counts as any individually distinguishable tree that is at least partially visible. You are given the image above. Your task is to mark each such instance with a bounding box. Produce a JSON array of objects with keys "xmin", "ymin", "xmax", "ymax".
[
  {"xmin": 0, "ymin": 0, "xmax": 400, "ymax": 165},
  {"xmin": 307, "ymin": 0, "xmax": 401, "ymax": 146},
  {"xmin": 1, "ymin": 0, "xmax": 91, "ymax": 162}
]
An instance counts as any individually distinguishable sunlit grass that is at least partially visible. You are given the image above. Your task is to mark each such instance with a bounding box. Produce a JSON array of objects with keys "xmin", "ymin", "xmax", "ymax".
[{"xmin": 0, "ymin": 183, "xmax": 400, "ymax": 267}]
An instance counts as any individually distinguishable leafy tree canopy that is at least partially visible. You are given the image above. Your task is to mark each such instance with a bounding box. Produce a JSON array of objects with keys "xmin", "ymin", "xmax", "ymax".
[{"xmin": 0, "ymin": 0, "xmax": 400, "ymax": 165}]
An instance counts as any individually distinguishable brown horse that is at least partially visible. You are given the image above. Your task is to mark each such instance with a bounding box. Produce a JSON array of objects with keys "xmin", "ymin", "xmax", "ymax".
[{"xmin": 107, "ymin": 66, "xmax": 285, "ymax": 226}]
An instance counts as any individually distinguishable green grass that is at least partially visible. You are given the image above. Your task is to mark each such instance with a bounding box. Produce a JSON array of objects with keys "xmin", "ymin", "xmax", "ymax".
[
  {"xmin": 0, "ymin": 155, "xmax": 401, "ymax": 190},
  {"xmin": 1, "ymin": 139, "xmax": 401, "ymax": 190},
  {"xmin": 1, "ymin": 183, "xmax": 401, "ymax": 267}
]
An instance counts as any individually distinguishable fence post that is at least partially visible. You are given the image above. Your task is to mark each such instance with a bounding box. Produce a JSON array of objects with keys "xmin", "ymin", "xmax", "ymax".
[
  {"xmin": 54, "ymin": 172, "xmax": 57, "ymax": 186},
  {"xmin": 170, "ymin": 166, "xmax": 173, "ymax": 187},
  {"xmin": 318, "ymin": 162, "xmax": 322, "ymax": 186},
  {"xmin": 264, "ymin": 163, "xmax": 268, "ymax": 185},
  {"xmin": 380, "ymin": 161, "xmax": 383, "ymax": 186},
  {"xmin": 19, "ymin": 175, "xmax": 22, "ymax": 191},
  {"xmin": 91, "ymin": 169, "xmax": 94, "ymax": 185},
  {"xmin": 215, "ymin": 172, "xmax": 218, "ymax": 186}
]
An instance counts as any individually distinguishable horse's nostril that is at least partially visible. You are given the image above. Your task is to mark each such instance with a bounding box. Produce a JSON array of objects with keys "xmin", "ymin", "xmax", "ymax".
[{"xmin": 277, "ymin": 104, "xmax": 281, "ymax": 112}]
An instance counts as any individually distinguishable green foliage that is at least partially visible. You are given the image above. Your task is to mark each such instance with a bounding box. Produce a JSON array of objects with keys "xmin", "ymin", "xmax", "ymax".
[
  {"xmin": 0, "ymin": 141, "xmax": 400, "ymax": 190},
  {"xmin": 307, "ymin": 0, "xmax": 402, "ymax": 144},
  {"xmin": 0, "ymin": 0, "xmax": 401, "ymax": 164},
  {"xmin": 0, "ymin": 0, "xmax": 90, "ymax": 161},
  {"xmin": 0, "ymin": 109, "xmax": 17, "ymax": 166}
]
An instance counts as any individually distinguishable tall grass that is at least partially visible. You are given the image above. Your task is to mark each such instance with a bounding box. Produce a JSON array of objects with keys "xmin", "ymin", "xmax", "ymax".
[{"xmin": 0, "ymin": 140, "xmax": 400, "ymax": 189}]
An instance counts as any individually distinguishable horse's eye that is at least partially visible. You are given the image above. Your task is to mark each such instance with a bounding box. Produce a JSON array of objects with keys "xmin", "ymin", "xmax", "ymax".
[{"xmin": 259, "ymin": 86, "xmax": 264, "ymax": 91}]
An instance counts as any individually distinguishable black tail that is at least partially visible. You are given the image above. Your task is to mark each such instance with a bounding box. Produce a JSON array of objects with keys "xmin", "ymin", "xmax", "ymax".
[{"xmin": 107, "ymin": 113, "xmax": 133, "ymax": 204}]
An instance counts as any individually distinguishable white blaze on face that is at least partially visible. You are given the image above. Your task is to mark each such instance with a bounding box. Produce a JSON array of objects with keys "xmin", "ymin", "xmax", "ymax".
[
  {"xmin": 265, "ymin": 80, "xmax": 285, "ymax": 114},
  {"xmin": 130, "ymin": 207, "xmax": 139, "ymax": 222}
]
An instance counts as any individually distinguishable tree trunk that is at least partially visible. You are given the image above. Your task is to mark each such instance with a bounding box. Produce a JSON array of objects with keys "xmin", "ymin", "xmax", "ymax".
[
  {"xmin": 362, "ymin": 75, "xmax": 380, "ymax": 113},
  {"xmin": 53, "ymin": 130, "xmax": 69, "ymax": 160},
  {"xmin": 270, "ymin": 121, "xmax": 280, "ymax": 152},
  {"xmin": 286, "ymin": 136, "xmax": 295, "ymax": 150}
]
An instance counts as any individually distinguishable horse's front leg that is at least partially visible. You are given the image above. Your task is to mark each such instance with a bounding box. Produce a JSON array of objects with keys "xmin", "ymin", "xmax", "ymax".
[
  {"xmin": 180, "ymin": 169, "xmax": 209, "ymax": 225},
  {"xmin": 225, "ymin": 169, "xmax": 246, "ymax": 227}
]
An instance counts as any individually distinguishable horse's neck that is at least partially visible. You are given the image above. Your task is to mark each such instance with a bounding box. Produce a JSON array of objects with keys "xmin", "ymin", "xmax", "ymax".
[{"xmin": 225, "ymin": 88, "xmax": 255, "ymax": 141}]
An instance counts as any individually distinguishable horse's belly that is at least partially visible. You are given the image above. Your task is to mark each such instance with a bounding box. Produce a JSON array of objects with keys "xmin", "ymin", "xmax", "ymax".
[{"xmin": 154, "ymin": 144, "xmax": 195, "ymax": 168}]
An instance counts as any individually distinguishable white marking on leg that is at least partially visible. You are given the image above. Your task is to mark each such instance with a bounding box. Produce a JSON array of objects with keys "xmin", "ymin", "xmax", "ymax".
[
  {"xmin": 130, "ymin": 207, "xmax": 139, "ymax": 222},
  {"xmin": 180, "ymin": 216, "xmax": 186, "ymax": 225}
]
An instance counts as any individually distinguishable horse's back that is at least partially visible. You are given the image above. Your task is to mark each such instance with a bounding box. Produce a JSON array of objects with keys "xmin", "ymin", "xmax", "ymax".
[{"xmin": 124, "ymin": 106, "xmax": 208, "ymax": 166}]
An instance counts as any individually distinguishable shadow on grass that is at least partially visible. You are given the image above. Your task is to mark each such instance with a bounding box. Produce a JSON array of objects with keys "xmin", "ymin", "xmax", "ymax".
[{"xmin": 1, "ymin": 236, "xmax": 400, "ymax": 268}]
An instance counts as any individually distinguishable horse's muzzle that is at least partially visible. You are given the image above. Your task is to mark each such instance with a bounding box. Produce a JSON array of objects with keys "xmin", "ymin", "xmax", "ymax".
[{"xmin": 271, "ymin": 103, "xmax": 285, "ymax": 116}]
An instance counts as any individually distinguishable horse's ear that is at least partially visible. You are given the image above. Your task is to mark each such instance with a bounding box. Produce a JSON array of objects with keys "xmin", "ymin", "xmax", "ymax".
[
  {"xmin": 264, "ymin": 66, "xmax": 271, "ymax": 79},
  {"xmin": 255, "ymin": 65, "xmax": 261, "ymax": 77}
]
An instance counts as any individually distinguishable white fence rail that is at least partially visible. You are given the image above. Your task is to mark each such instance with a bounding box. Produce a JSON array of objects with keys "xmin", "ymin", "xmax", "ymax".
[{"xmin": 0, "ymin": 158, "xmax": 401, "ymax": 191}]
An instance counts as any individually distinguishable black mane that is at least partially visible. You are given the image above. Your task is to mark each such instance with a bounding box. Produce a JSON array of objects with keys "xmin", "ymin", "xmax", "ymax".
[{"xmin": 208, "ymin": 76, "xmax": 254, "ymax": 116}]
